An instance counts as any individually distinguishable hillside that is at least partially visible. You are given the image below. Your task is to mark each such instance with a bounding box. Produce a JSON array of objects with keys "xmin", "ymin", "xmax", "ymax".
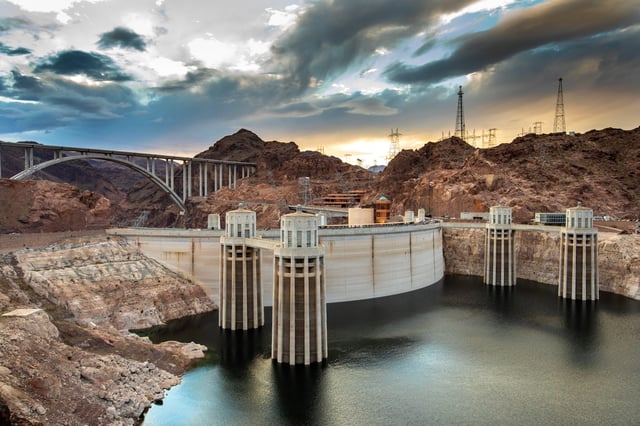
[
  {"xmin": 377, "ymin": 127, "xmax": 640, "ymax": 222},
  {"xmin": 1, "ymin": 126, "xmax": 639, "ymax": 230}
]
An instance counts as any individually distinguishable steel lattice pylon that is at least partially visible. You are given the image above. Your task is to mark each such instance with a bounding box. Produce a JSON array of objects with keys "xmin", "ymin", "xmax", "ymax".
[
  {"xmin": 455, "ymin": 86, "xmax": 465, "ymax": 140},
  {"xmin": 553, "ymin": 78, "xmax": 566, "ymax": 133}
]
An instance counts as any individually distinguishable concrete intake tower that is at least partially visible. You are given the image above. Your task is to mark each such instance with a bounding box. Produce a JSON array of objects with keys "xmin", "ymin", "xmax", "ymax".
[
  {"xmin": 558, "ymin": 204, "xmax": 599, "ymax": 301},
  {"xmin": 272, "ymin": 208, "xmax": 327, "ymax": 365},
  {"xmin": 484, "ymin": 205, "xmax": 516, "ymax": 286},
  {"xmin": 219, "ymin": 205, "xmax": 263, "ymax": 330}
]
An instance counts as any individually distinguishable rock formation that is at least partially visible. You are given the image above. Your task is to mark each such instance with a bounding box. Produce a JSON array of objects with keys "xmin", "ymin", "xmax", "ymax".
[
  {"xmin": 0, "ymin": 234, "xmax": 214, "ymax": 424},
  {"xmin": 442, "ymin": 227, "xmax": 640, "ymax": 300},
  {"xmin": 378, "ymin": 127, "xmax": 640, "ymax": 222},
  {"xmin": 0, "ymin": 179, "xmax": 111, "ymax": 233}
]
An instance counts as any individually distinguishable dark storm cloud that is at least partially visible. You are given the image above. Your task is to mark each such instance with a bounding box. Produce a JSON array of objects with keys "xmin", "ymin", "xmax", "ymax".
[
  {"xmin": 97, "ymin": 27, "xmax": 146, "ymax": 51},
  {"xmin": 33, "ymin": 50, "xmax": 132, "ymax": 82},
  {"xmin": 156, "ymin": 68, "xmax": 220, "ymax": 93},
  {"xmin": 271, "ymin": 0, "xmax": 474, "ymax": 89},
  {"xmin": 385, "ymin": 0, "xmax": 640, "ymax": 84},
  {"xmin": 0, "ymin": 42, "xmax": 31, "ymax": 55},
  {"xmin": 0, "ymin": 67, "xmax": 140, "ymax": 135},
  {"xmin": 464, "ymin": 25, "xmax": 640, "ymax": 107},
  {"xmin": 9, "ymin": 70, "xmax": 44, "ymax": 99}
]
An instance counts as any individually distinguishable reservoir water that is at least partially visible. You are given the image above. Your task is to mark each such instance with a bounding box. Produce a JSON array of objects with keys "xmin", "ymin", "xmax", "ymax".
[{"xmin": 141, "ymin": 275, "xmax": 640, "ymax": 425}]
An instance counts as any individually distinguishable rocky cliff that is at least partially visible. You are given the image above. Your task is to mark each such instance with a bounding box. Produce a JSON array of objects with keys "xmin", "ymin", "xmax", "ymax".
[
  {"xmin": 0, "ymin": 179, "xmax": 111, "ymax": 233},
  {"xmin": 0, "ymin": 234, "xmax": 214, "ymax": 424},
  {"xmin": 442, "ymin": 227, "xmax": 640, "ymax": 300},
  {"xmin": 378, "ymin": 127, "xmax": 640, "ymax": 222}
]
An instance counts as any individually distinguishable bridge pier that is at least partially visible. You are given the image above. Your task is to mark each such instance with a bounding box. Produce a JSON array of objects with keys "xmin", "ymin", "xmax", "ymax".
[
  {"xmin": 272, "ymin": 207, "xmax": 327, "ymax": 365},
  {"xmin": 559, "ymin": 204, "xmax": 598, "ymax": 301},
  {"xmin": 484, "ymin": 205, "xmax": 516, "ymax": 286},
  {"xmin": 219, "ymin": 205, "xmax": 263, "ymax": 330}
]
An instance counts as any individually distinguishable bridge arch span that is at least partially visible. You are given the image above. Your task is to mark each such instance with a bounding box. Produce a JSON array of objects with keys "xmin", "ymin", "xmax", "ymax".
[{"xmin": 11, "ymin": 154, "xmax": 186, "ymax": 211}]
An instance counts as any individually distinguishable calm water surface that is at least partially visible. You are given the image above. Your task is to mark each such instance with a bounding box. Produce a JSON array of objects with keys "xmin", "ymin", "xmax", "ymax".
[{"xmin": 141, "ymin": 276, "xmax": 640, "ymax": 425}]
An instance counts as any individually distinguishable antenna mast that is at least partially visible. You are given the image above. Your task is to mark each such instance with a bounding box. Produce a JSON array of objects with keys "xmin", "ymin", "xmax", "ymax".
[
  {"xmin": 553, "ymin": 78, "xmax": 566, "ymax": 133},
  {"xmin": 455, "ymin": 86, "xmax": 466, "ymax": 140}
]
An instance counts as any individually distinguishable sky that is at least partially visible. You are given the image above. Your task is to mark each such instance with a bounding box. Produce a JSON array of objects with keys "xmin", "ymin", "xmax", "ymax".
[{"xmin": 0, "ymin": 0, "xmax": 638, "ymax": 166}]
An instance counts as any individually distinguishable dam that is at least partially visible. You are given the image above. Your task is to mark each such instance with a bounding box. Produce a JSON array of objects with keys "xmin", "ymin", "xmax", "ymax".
[{"xmin": 107, "ymin": 221, "xmax": 445, "ymax": 307}]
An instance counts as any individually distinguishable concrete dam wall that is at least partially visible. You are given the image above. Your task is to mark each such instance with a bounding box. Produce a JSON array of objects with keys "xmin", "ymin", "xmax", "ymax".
[{"xmin": 107, "ymin": 223, "xmax": 445, "ymax": 306}]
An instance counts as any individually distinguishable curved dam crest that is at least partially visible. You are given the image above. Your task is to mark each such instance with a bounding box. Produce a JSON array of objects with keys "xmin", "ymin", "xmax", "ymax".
[{"xmin": 107, "ymin": 223, "xmax": 445, "ymax": 306}]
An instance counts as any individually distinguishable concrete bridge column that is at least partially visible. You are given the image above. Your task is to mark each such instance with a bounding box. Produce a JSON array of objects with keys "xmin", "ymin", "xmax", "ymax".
[
  {"xmin": 198, "ymin": 163, "xmax": 204, "ymax": 197},
  {"xmin": 559, "ymin": 204, "xmax": 598, "ymax": 301},
  {"xmin": 219, "ymin": 205, "xmax": 263, "ymax": 330},
  {"xmin": 170, "ymin": 160, "xmax": 175, "ymax": 190},
  {"xmin": 484, "ymin": 205, "xmax": 516, "ymax": 286},
  {"xmin": 24, "ymin": 146, "xmax": 34, "ymax": 170},
  {"xmin": 204, "ymin": 163, "xmax": 208, "ymax": 196},
  {"xmin": 272, "ymin": 207, "xmax": 327, "ymax": 365},
  {"xmin": 182, "ymin": 160, "xmax": 187, "ymax": 201}
]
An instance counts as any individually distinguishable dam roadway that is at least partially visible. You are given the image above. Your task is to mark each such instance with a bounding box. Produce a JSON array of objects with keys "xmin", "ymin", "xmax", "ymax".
[{"xmin": 107, "ymin": 222, "xmax": 444, "ymax": 306}]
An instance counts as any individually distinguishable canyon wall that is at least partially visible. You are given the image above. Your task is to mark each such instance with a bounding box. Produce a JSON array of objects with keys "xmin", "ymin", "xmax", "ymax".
[
  {"xmin": 0, "ymin": 234, "xmax": 213, "ymax": 424},
  {"xmin": 442, "ymin": 226, "xmax": 640, "ymax": 300}
]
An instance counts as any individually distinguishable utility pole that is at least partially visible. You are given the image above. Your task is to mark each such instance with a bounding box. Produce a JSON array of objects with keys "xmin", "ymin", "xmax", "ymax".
[
  {"xmin": 455, "ymin": 86, "xmax": 466, "ymax": 141},
  {"xmin": 553, "ymin": 78, "xmax": 566, "ymax": 133}
]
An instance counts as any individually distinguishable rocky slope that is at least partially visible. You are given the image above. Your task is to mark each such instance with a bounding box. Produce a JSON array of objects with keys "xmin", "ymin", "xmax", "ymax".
[
  {"xmin": 0, "ymin": 234, "xmax": 214, "ymax": 424},
  {"xmin": 378, "ymin": 127, "xmax": 640, "ymax": 222},
  {"xmin": 149, "ymin": 129, "xmax": 375, "ymax": 229},
  {"xmin": 3, "ymin": 127, "xmax": 638, "ymax": 229},
  {"xmin": 0, "ymin": 179, "xmax": 112, "ymax": 233}
]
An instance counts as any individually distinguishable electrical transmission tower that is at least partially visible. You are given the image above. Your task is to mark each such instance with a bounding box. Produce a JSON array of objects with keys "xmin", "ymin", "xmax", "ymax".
[
  {"xmin": 533, "ymin": 121, "xmax": 543, "ymax": 134},
  {"xmin": 488, "ymin": 128, "xmax": 497, "ymax": 147},
  {"xmin": 387, "ymin": 128, "xmax": 401, "ymax": 161},
  {"xmin": 455, "ymin": 86, "xmax": 466, "ymax": 140},
  {"xmin": 553, "ymin": 78, "xmax": 566, "ymax": 133}
]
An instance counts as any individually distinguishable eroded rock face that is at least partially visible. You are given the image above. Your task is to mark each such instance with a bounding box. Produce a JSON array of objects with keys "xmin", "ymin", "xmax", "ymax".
[
  {"xmin": 0, "ymin": 179, "xmax": 111, "ymax": 233},
  {"xmin": 12, "ymin": 236, "xmax": 215, "ymax": 330},
  {"xmin": 442, "ymin": 227, "xmax": 640, "ymax": 300},
  {"xmin": 0, "ymin": 234, "xmax": 212, "ymax": 424},
  {"xmin": 0, "ymin": 310, "xmax": 185, "ymax": 425}
]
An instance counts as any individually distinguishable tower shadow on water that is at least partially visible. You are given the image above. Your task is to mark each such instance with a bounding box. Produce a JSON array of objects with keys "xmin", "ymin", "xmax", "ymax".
[
  {"xmin": 559, "ymin": 299, "xmax": 599, "ymax": 366},
  {"xmin": 271, "ymin": 362, "xmax": 326, "ymax": 425}
]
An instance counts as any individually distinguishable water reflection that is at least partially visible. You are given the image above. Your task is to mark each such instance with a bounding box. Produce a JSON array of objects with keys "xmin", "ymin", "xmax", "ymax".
[
  {"xmin": 560, "ymin": 299, "xmax": 599, "ymax": 365},
  {"xmin": 272, "ymin": 363, "xmax": 326, "ymax": 425},
  {"xmin": 142, "ymin": 276, "xmax": 640, "ymax": 425},
  {"xmin": 218, "ymin": 328, "xmax": 269, "ymax": 368},
  {"xmin": 485, "ymin": 285, "xmax": 516, "ymax": 319}
]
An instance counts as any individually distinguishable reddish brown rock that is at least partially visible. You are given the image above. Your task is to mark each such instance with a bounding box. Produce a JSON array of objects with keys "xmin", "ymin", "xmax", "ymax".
[{"xmin": 0, "ymin": 179, "xmax": 111, "ymax": 233}]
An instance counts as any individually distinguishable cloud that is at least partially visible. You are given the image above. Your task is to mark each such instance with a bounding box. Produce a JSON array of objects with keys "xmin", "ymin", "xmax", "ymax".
[
  {"xmin": 97, "ymin": 26, "xmax": 146, "ymax": 51},
  {"xmin": 0, "ymin": 17, "xmax": 31, "ymax": 32},
  {"xmin": 385, "ymin": 0, "xmax": 640, "ymax": 84},
  {"xmin": 33, "ymin": 50, "xmax": 132, "ymax": 82},
  {"xmin": 270, "ymin": 0, "xmax": 474, "ymax": 89},
  {"xmin": 0, "ymin": 42, "xmax": 31, "ymax": 56}
]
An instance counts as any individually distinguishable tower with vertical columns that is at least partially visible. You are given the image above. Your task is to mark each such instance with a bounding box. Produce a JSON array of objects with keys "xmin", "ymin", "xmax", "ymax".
[
  {"xmin": 484, "ymin": 205, "xmax": 516, "ymax": 286},
  {"xmin": 272, "ymin": 207, "xmax": 327, "ymax": 365},
  {"xmin": 219, "ymin": 204, "xmax": 263, "ymax": 330},
  {"xmin": 559, "ymin": 204, "xmax": 598, "ymax": 300}
]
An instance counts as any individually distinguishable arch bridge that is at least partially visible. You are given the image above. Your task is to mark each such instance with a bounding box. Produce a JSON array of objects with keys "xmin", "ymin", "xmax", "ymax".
[{"xmin": 0, "ymin": 141, "xmax": 256, "ymax": 212}]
